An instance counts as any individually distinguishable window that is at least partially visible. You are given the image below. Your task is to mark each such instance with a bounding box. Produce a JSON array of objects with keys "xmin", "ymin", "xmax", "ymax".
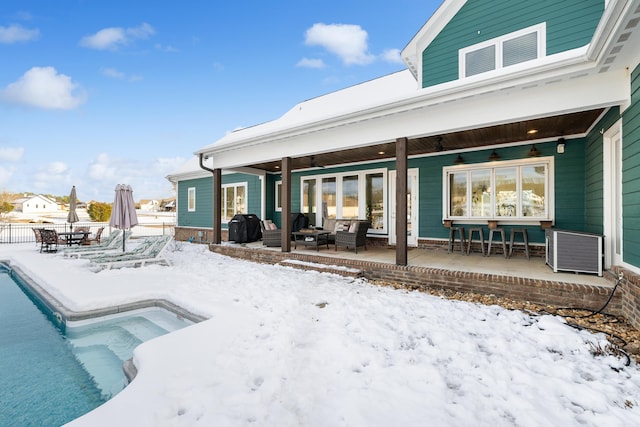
[
  {"xmin": 275, "ymin": 181, "xmax": 282, "ymax": 212},
  {"xmin": 342, "ymin": 175, "xmax": 359, "ymax": 219},
  {"xmin": 460, "ymin": 23, "xmax": 545, "ymax": 78},
  {"xmin": 302, "ymin": 178, "xmax": 317, "ymax": 226},
  {"xmin": 301, "ymin": 169, "xmax": 387, "ymax": 233},
  {"xmin": 221, "ymin": 182, "xmax": 247, "ymax": 221},
  {"xmin": 443, "ymin": 157, "xmax": 552, "ymax": 221},
  {"xmin": 322, "ymin": 177, "xmax": 337, "ymax": 219},
  {"xmin": 188, "ymin": 187, "xmax": 196, "ymax": 212},
  {"xmin": 365, "ymin": 172, "xmax": 384, "ymax": 230}
]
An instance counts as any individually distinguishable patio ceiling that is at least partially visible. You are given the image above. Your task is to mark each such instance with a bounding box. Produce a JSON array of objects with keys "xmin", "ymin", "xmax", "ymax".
[{"xmin": 244, "ymin": 109, "xmax": 604, "ymax": 173}]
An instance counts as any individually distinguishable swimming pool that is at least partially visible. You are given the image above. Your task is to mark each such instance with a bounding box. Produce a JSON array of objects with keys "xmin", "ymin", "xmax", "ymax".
[{"xmin": 0, "ymin": 264, "xmax": 194, "ymax": 426}]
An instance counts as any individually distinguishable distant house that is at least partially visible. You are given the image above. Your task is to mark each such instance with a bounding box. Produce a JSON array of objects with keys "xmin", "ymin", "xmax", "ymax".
[
  {"xmin": 159, "ymin": 198, "xmax": 176, "ymax": 212},
  {"xmin": 12, "ymin": 195, "xmax": 60, "ymax": 214},
  {"xmin": 139, "ymin": 199, "xmax": 160, "ymax": 212}
]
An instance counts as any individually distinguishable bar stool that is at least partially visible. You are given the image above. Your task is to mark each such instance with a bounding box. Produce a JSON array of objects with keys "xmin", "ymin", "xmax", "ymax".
[
  {"xmin": 466, "ymin": 227, "xmax": 486, "ymax": 255},
  {"xmin": 509, "ymin": 228, "xmax": 530, "ymax": 259},
  {"xmin": 447, "ymin": 226, "xmax": 466, "ymax": 254},
  {"xmin": 487, "ymin": 228, "xmax": 507, "ymax": 257}
]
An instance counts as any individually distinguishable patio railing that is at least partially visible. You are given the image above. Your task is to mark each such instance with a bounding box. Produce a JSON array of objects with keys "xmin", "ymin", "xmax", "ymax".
[{"xmin": 0, "ymin": 222, "xmax": 175, "ymax": 244}]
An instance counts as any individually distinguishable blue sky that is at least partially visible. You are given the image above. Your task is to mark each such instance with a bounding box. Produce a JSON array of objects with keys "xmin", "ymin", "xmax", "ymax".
[{"xmin": 0, "ymin": 1, "xmax": 441, "ymax": 203}]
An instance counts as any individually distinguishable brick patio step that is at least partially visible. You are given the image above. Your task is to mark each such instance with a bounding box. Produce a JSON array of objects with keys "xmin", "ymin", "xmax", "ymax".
[{"xmin": 278, "ymin": 259, "xmax": 363, "ymax": 278}]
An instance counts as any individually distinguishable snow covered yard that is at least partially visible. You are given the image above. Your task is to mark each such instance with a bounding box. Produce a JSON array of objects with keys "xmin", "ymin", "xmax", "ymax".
[{"xmin": 2, "ymin": 241, "xmax": 640, "ymax": 426}]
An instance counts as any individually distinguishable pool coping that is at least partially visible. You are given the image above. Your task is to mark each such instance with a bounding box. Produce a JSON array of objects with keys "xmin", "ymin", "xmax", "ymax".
[
  {"xmin": 2, "ymin": 259, "xmax": 208, "ymax": 384},
  {"xmin": 2, "ymin": 260, "xmax": 208, "ymax": 324}
]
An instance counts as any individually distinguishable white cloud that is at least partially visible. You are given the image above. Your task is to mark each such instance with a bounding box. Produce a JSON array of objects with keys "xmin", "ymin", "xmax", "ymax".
[
  {"xmin": 304, "ymin": 23, "xmax": 375, "ymax": 66},
  {"xmin": 33, "ymin": 161, "xmax": 71, "ymax": 191},
  {"xmin": 101, "ymin": 67, "xmax": 125, "ymax": 79},
  {"xmin": 80, "ymin": 23, "xmax": 155, "ymax": 50},
  {"xmin": 296, "ymin": 58, "xmax": 326, "ymax": 69},
  {"xmin": 0, "ymin": 24, "xmax": 39, "ymax": 44},
  {"xmin": 88, "ymin": 153, "xmax": 119, "ymax": 182},
  {"xmin": 101, "ymin": 67, "xmax": 143, "ymax": 82},
  {"xmin": 86, "ymin": 153, "xmax": 182, "ymax": 200},
  {"xmin": 154, "ymin": 43, "xmax": 179, "ymax": 53},
  {"xmin": 0, "ymin": 147, "xmax": 24, "ymax": 162},
  {"xmin": 380, "ymin": 48, "xmax": 403, "ymax": 64},
  {"xmin": 0, "ymin": 66, "xmax": 87, "ymax": 110},
  {"xmin": 0, "ymin": 165, "xmax": 15, "ymax": 186}
]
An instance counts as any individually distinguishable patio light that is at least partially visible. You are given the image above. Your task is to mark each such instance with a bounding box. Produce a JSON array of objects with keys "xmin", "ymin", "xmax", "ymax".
[
  {"xmin": 528, "ymin": 145, "xmax": 540, "ymax": 157},
  {"xmin": 454, "ymin": 154, "xmax": 464, "ymax": 164},
  {"xmin": 488, "ymin": 150, "xmax": 500, "ymax": 161},
  {"xmin": 557, "ymin": 138, "xmax": 566, "ymax": 154}
]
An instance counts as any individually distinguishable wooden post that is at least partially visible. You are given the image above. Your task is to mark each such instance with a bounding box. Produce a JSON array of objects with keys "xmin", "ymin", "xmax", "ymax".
[
  {"xmin": 281, "ymin": 157, "xmax": 292, "ymax": 252},
  {"xmin": 212, "ymin": 168, "xmax": 222, "ymax": 244},
  {"xmin": 396, "ymin": 137, "xmax": 408, "ymax": 266}
]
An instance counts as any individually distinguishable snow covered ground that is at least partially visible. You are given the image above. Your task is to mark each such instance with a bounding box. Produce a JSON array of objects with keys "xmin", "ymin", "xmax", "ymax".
[{"xmin": 2, "ymin": 241, "xmax": 640, "ymax": 426}]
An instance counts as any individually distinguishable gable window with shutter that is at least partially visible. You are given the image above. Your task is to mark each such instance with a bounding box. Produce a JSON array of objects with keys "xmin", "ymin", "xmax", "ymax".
[{"xmin": 459, "ymin": 23, "xmax": 546, "ymax": 78}]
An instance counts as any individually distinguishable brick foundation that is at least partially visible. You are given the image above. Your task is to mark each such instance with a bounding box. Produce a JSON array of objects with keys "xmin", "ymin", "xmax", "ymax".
[
  {"xmin": 611, "ymin": 266, "xmax": 640, "ymax": 331},
  {"xmin": 208, "ymin": 244, "xmax": 623, "ymax": 318}
]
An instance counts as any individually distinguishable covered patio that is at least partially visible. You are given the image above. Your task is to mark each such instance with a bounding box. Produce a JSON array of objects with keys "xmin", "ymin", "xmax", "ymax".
[{"xmin": 210, "ymin": 240, "xmax": 622, "ymax": 317}]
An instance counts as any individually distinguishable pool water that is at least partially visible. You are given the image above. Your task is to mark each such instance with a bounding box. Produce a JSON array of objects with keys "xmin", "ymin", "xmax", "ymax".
[{"xmin": 0, "ymin": 265, "xmax": 193, "ymax": 426}]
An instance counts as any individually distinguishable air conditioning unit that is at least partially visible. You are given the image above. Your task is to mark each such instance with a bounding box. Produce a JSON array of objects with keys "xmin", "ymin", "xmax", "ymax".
[{"xmin": 545, "ymin": 229, "xmax": 603, "ymax": 276}]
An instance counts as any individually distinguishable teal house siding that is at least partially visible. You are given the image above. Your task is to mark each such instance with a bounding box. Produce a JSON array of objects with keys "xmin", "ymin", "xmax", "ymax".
[
  {"xmin": 177, "ymin": 177, "xmax": 213, "ymax": 228},
  {"xmin": 623, "ymin": 64, "xmax": 640, "ymax": 266},
  {"xmin": 553, "ymin": 138, "xmax": 586, "ymax": 232},
  {"xmin": 422, "ymin": 0, "xmax": 604, "ymax": 88},
  {"xmin": 177, "ymin": 173, "xmax": 263, "ymax": 229}
]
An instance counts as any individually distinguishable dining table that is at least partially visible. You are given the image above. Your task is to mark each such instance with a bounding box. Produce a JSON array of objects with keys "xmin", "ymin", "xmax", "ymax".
[{"xmin": 58, "ymin": 231, "xmax": 90, "ymax": 246}]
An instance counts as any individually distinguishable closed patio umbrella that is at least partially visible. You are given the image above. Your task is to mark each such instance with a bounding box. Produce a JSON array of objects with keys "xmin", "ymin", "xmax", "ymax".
[
  {"xmin": 109, "ymin": 184, "xmax": 139, "ymax": 251},
  {"xmin": 67, "ymin": 185, "xmax": 79, "ymax": 232}
]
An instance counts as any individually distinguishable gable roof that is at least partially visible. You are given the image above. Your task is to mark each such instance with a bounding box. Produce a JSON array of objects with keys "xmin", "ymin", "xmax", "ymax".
[
  {"xmin": 187, "ymin": 0, "xmax": 640, "ymax": 175},
  {"xmin": 196, "ymin": 70, "xmax": 418, "ymax": 154}
]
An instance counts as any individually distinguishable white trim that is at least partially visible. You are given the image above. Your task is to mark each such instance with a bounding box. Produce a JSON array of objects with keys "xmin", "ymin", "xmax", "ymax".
[
  {"xmin": 603, "ymin": 120, "xmax": 623, "ymax": 268},
  {"xmin": 389, "ymin": 169, "xmax": 419, "ymax": 246},
  {"xmin": 275, "ymin": 181, "xmax": 282, "ymax": 212},
  {"xmin": 187, "ymin": 187, "xmax": 196, "ymax": 212}
]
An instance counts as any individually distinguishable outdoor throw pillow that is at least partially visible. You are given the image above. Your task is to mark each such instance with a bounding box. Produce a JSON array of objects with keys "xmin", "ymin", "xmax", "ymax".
[{"xmin": 348, "ymin": 222, "xmax": 357, "ymax": 233}]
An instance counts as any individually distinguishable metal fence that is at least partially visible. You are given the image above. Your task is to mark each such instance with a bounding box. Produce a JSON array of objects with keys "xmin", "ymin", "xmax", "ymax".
[{"xmin": 0, "ymin": 222, "xmax": 175, "ymax": 244}]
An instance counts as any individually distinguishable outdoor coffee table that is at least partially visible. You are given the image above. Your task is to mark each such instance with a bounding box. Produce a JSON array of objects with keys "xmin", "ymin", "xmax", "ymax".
[{"xmin": 292, "ymin": 229, "xmax": 331, "ymax": 251}]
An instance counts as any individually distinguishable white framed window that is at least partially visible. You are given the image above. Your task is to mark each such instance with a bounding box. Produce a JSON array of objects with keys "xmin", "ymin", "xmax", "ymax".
[
  {"xmin": 301, "ymin": 168, "xmax": 387, "ymax": 233},
  {"xmin": 443, "ymin": 157, "xmax": 554, "ymax": 222},
  {"xmin": 187, "ymin": 187, "xmax": 196, "ymax": 212},
  {"xmin": 459, "ymin": 23, "xmax": 546, "ymax": 78},
  {"xmin": 275, "ymin": 181, "xmax": 282, "ymax": 212},
  {"xmin": 221, "ymin": 182, "xmax": 247, "ymax": 221}
]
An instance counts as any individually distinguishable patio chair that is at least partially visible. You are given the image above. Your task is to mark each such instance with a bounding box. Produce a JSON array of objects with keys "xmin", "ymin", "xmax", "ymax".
[
  {"xmin": 39, "ymin": 229, "xmax": 62, "ymax": 253},
  {"xmin": 260, "ymin": 219, "xmax": 282, "ymax": 247},
  {"xmin": 85, "ymin": 227, "xmax": 104, "ymax": 245},
  {"xmin": 72, "ymin": 226, "xmax": 91, "ymax": 245},
  {"xmin": 32, "ymin": 228, "xmax": 43, "ymax": 247},
  {"xmin": 87, "ymin": 235, "xmax": 173, "ymax": 270},
  {"xmin": 335, "ymin": 221, "xmax": 370, "ymax": 254}
]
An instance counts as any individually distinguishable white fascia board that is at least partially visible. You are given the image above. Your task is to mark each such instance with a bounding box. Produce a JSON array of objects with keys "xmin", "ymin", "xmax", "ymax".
[
  {"xmin": 209, "ymin": 69, "xmax": 628, "ymax": 171},
  {"xmin": 401, "ymin": 0, "xmax": 467, "ymax": 82},
  {"xmin": 200, "ymin": 49, "xmax": 593, "ymax": 158}
]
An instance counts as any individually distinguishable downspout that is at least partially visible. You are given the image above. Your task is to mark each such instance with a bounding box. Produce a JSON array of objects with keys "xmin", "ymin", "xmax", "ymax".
[{"xmin": 199, "ymin": 153, "xmax": 222, "ymax": 244}]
